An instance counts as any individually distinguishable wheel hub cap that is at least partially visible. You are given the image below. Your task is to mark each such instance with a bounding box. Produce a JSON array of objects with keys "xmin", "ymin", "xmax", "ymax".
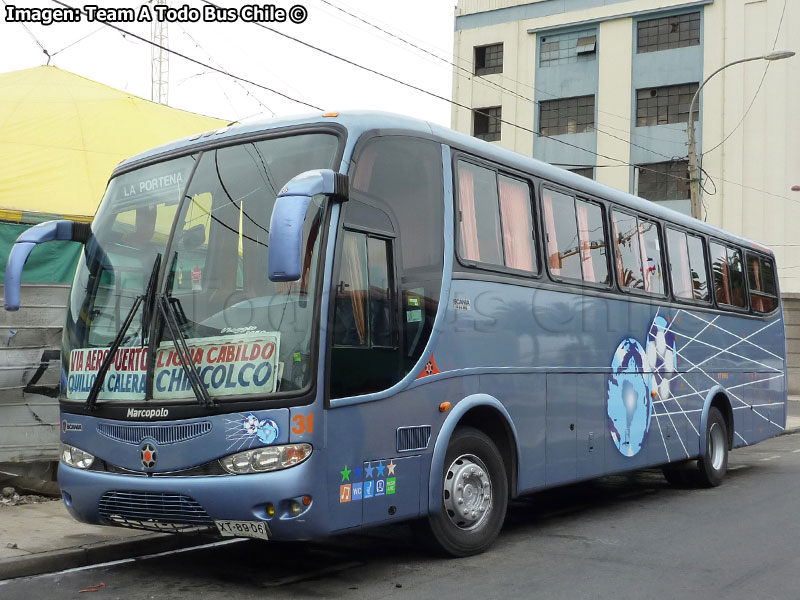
[{"xmin": 443, "ymin": 454, "xmax": 492, "ymax": 531}]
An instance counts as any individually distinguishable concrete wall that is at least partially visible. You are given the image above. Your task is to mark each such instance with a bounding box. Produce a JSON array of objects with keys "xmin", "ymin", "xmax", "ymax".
[
  {"xmin": 0, "ymin": 284, "xmax": 67, "ymax": 463},
  {"xmin": 783, "ymin": 295, "xmax": 800, "ymax": 394}
]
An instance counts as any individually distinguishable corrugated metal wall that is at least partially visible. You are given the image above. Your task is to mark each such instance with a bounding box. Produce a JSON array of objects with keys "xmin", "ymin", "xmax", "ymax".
[{"xmin": 0, "ymin": 284, "xmax": 67, "ymax": 463}]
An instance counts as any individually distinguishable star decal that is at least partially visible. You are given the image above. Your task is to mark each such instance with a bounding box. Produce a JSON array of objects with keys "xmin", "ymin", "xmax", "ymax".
[
  {"xmin": 387, "ymin": 460, "xmax": 396, "ymax": 476},
  {"xmin": 376, "ymin": 461, "xmax": 386, "ymax": 477},
  {"xmin": 365, "ymin": 464, "xmax": 375, "ymax": 478},
  {"xmin": 340, "ymin": 465, "xmax": 351, "ymax": 482},
  {"xmin": 353, "ymin": 467, "xmax": 363, "ymax": 480}
]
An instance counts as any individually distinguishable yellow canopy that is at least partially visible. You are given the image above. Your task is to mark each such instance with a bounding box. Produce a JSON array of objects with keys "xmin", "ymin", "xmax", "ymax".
[{"xmin": 0, "ymin": 66, "xmax": 227, "ymax": 220}]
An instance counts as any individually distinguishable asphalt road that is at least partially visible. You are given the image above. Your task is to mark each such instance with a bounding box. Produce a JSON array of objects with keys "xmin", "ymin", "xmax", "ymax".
[{"xmin": 3, "ymin": 434, "xmax": 800, "ymax": 600}]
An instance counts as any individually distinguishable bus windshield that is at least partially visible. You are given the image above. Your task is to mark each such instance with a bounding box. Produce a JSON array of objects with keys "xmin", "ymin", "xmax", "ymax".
[{"xmin": 64, "ymin": 132, "xmax": 340, "ymax": 404}]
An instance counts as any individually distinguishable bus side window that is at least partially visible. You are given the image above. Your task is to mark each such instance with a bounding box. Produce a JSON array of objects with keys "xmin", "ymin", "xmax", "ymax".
[
  {"xmin": 457, "ymin": 161, "xmax": 503, "ymax": 266},
  {"xmin": 711, "ymin": 242, "xmax": 746, "ymax": 308},
  {"xmin": 667, "ymin": 228, "xmax": 709, "ymax": 302},
  {"xmin": 611, "ymin": 211, "xmax": 644, "ymax": 290},
  {"xmin": 747, "ymin": 254, "xmax": 778, "ymax": 313},
  {"xmin": 542, "ymin": 188, "xmax": 581, "ymax": 280},
  {"xmin": 638, "ymin": 219, "xmax": 665, "ymax": 295},
  {"xmin": 686, "ymin": 233, "xmax": 709, "ymax": 301},
  {"xmin": 727, "ymin": 247, "xmax": 747, "ymax": 308}
]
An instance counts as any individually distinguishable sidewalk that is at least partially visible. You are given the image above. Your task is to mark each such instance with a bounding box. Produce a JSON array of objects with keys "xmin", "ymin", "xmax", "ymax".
[
  {"xmin": 1, "ymin": 398, "xmax": 799, "ymax": 582},
  {"xmin": 0, "ymin": 501, "xmax": 211, "ymax": 580}
]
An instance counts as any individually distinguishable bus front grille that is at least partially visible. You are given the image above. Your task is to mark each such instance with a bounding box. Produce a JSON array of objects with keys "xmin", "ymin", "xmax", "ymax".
[
  {"xmin": 97, "ymin": 421, "xmax": 212, "ymax": 445},
  {"xmin": 98, "ymin": 490, "xmax": 214, "ymax": 531}
]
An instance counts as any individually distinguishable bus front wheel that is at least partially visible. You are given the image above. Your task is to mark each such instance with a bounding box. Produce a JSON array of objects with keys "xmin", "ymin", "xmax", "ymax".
[{"xmin": 423, "ymin": 426, "xmax": 508, "ymax": 557}]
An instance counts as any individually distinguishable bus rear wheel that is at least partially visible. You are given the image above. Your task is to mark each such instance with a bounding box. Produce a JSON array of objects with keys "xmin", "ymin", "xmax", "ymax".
[
  {"xmin": 696, "ymin": 406, "xmax": 728, "ymax": 487},
  {"xmin": 424, "ymin": 426, "xmax": 508, "ymax": 557}
]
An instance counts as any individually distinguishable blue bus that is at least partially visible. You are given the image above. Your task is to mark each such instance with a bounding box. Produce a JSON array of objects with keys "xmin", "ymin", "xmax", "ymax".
[{"xmin": 5, "ymin": 112, "xmax": 786, "ymax": 556}]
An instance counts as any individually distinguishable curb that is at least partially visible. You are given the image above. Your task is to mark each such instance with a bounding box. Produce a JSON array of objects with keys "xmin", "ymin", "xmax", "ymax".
[{"xmin": 0, "ymin": 531, "xmax": 215, "ymax": 581}]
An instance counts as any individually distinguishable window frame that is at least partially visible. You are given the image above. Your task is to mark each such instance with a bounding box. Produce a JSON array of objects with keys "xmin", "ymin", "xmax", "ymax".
[
  {"xmin": 745, "ymin": 251, "xmax": 780, "ymax": 315},
  {"xmin": 609, "ymin": 207, "xmax": 668, "ymax": 298},
  {"xmin": 538, "ymin": 95, "xmax": 595, "ymax": 137},
  {"xmin": 474, "ymin": 43, "xmax": 504, "ymax": 76},
  {"xmin": 707, "ymin": 237, "xmax": 750, "ymax": 314},
  {"xmin": 664, "ymin": 224, "xmax": 712, "ymax": 307},
  {"xmin": 473, "ymin": 106, "xmax": 502, "ymax": 142},
  {"xmin": 539, "ymin": 183, "xmax": 612, "ymax": 290},
  {"xmin": 453, "ymin": 153, "xmax": 541, "ymax": 279},
  {"xmin": 636, "ymin": 11, "xmax": 701, "ymax": 54},
  {"xmin": 635, "ymin": 82, "xmax": 700, "ymax": 128}
]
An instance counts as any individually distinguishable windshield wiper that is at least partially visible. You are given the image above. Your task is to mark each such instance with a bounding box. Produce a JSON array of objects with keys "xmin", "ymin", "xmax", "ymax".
[
  {"xmin": 157, "ymin": 293, "xmax": 214, "ymax": 408},
  {"xmin": 85, "ymin": 254, "xmax": 161, "ymax": 411}
]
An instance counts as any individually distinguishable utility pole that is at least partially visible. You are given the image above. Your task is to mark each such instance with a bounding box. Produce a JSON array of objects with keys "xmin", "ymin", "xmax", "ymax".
[
  {"xmin": 151, "ymin": 0, "xmax": 169, "ymax": 105},
  {"xmin": 687, "ymin": 50, "xmax": 794, "ymax": 220}
]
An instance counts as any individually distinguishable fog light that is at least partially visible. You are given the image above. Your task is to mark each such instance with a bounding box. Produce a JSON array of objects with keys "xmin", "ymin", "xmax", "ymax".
[
  {"xmin": 289, "ymin": 501, "xmax": 302, "ymax": 516},
  {"xmin": 266, "ymin": 503, "xmax": 275, "ymax": 517}
]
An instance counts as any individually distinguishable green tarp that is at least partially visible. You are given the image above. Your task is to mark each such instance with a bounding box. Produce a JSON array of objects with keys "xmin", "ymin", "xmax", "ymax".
[{"xmin": 0, "ymin": 222, "xmax": 81, "ymax": 284}]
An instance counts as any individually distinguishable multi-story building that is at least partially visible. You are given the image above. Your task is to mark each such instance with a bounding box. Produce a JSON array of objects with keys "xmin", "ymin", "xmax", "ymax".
[
  {"xmin": 452, "ymin": 0, "xmax": 798, "ymax": 280},
  {"xmin": 451, "ymin": 0, "xmax": 800, "ymax": 390}
]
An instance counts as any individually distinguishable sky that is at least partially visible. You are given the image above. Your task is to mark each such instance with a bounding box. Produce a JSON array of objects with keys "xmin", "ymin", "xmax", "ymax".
[{"xmin": 1, "ymin": 0, "xmax": 460, "ymax": 126}]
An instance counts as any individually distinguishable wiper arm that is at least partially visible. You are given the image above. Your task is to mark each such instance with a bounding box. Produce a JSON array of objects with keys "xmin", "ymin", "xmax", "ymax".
[
  {"xmin": 157, "ymin": 293, "xmax": 214, "ymax": 408},
  {"xmin": 85, "ymin": 254, "xmax": 161, "ymax": 411}
]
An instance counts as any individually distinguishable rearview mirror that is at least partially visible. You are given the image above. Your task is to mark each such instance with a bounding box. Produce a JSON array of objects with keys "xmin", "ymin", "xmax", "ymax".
[
  {"xmin": 268, "ymin": 169, "xmax": 349, "ymax": 282},
  {"xmin": 4, "ymin": 220, "xmax": 91, "ymax": 311}
]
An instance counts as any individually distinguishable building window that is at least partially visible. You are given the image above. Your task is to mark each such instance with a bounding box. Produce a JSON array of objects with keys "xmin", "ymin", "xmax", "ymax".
[
  {"xmin": 473, "ymin": 106, "xmax": 501, "ymax": 142},
  {"xmin": 636, "ymin": 83, "xmax": 699, "ymax": 127},
  {"xmin": 475, "ymin": 43, "xmax": 503, "ymax": 75},
  {"xmin": 568, "ymin": 167, "xmax": 594, "ymax": 180},
  {"xmin": 539, "ymin": 96, "xmax": 594, "ymax": 136},
  {"xmin": 637, "ymin": 12, "xmax": 701, "ymax": 53},
  {"xmin": 539, "ymin": 28, "xmax": 597, "ymax": 67},
  {"xmin": 636, "ymin": 160, "xmax": 690, "ymax": 214}
]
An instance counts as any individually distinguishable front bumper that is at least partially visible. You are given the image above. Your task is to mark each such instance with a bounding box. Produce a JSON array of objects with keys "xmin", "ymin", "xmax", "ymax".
[{"xmin": 58, "ymin": 453, "xmax": 330, "ymax": 540}]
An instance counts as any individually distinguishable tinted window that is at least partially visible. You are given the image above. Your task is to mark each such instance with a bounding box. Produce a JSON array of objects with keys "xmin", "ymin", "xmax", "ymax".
[
  {"xmin": 576, "ymin": 199, "xmax": 609, "ymax": 284},
  {"xmin": 667, "ymin": 228, "xmax": 709, "ymax": 301},
  {"xmin": 639, "ymin": 219, "xmax": 665, "ymax": 294},
  {"xmin": 747, "ymin": 254, "xmax": 778, "ymax": 313},
  {"xmin": 686, "ymin": 233, "xmax": 709, "ymax": 301},
  {"xmin": 351, "ymin": 136, "xmax": 443, "ymax": 272},
  {"xmin": 542, "ymin": 188, "xmax": 581, "ymax": 280},
  {"xmin": 612, "ymin": 211, "xmax": 644, "ymax": 290},
  {"xmin": 457, "ymin": 161, "xmax": 503, "ymax": 265},
  {"xmin": 710, "ymin": 242, "xmax": 746, "ymax": 308},
  {"xmin": 498, "ymin": 175, "xmax": 536, "ymax": 272},
  {"xmin": 667, "ymin": 228, "xmax": 691, "ymax": 298}
]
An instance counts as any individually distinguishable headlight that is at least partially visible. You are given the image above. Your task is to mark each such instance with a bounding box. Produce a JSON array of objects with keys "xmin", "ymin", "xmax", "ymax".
[
  {"xmin": 61, "ymin": 443, "xmax": 95, "ymax": 469},
  {"xmin": 219, "ymin": 443, "xmax": 312, "ymax": 475}
]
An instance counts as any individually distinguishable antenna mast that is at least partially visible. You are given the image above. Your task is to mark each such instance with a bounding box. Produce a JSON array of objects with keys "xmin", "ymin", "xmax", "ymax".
[{"xmin": 151, "ymin": 0, "xmax": 169, "ymax": 104}]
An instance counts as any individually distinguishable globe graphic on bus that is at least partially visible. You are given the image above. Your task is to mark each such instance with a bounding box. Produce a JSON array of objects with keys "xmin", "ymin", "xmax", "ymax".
[
  {"xmin": 607, "ymin": 338, "xmax": 652, "ymax": 457},
  {"xmin": 646, "ymin": 316, "xmax": 677, "ymax": 403}
]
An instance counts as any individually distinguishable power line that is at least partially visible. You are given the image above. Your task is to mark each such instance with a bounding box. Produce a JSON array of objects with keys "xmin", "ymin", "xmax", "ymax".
[
  {"xmin": 3, "ymin": 0, "xmax": 52, "ymax": 63},
  {"xmin": 315, "ymin": 0, "xmax": 680, "ymax": 157},
  {"xmin": 200, "ymin": 0, "xmax": 689, "ymax": 181},
  {"xmin": 174, "ymin": 22, "xmax": 276, "ymax": 117},
  {"xmin": 701, "ymin": 0, "xmax": 788, "ymax": 157},
  {"xmin": 48, "ymin": 0, "xmax": 795, "ymax": 207},
  {"xmin": 51, "ymin": 0, "xmax": 322, "ymax": 111}
]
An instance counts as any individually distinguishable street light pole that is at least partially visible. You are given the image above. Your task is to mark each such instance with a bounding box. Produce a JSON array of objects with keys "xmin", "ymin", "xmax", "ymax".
[{"xmin": 687, "ymin": 50, "xmax": 795, "ymax": 220}]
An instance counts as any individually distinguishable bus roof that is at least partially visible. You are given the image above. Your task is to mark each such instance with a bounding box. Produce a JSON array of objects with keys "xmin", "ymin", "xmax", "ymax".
[{"xmin": 115, "ymin": 110, "xmax": 772, "ymax": 256}]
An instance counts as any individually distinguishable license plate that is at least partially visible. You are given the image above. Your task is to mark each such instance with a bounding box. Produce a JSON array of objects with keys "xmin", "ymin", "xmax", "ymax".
[{"xmin": 214, "ymin": 520, "xmax": 270, "ymax": 540}]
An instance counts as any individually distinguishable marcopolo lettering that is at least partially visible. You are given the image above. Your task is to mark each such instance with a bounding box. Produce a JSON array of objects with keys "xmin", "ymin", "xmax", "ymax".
[{"xmin": 126, "ymin": 407, "xmax": 169, "ymax": 419}]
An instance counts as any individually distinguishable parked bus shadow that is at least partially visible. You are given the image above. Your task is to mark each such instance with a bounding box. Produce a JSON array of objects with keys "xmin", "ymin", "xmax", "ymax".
[{"xmin": 126, "ymin": 465, "xmax": 757, "ymax": 592}]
